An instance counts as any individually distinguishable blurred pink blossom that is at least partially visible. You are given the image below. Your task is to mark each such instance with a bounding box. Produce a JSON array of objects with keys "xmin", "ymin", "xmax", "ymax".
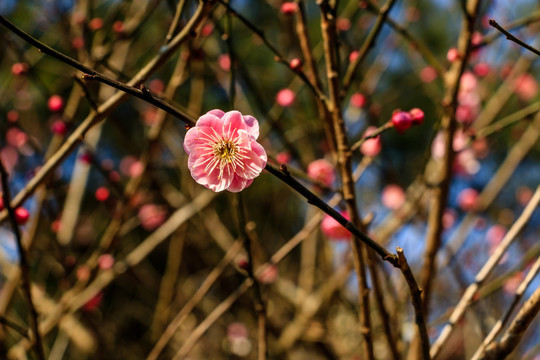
[
  {"xmin": 514, "ymin": 73, "xmax": 538, "ymax": 101},
  {"xmin": 218, "ymin": 54, "xmax": 231, "ymax": 71},
  {"xmin": 307, "ymin": 159, "xmax": 335, "ymax": 187},
  {"xmin": 446, "ymin": 47, "xmax": 460, "ymax": 62},
  {"xmin": 420, "ymin": 66, "xmax": 437, "ymax": 83},
  {"xmin": 474, "ymin": 62, "xmax": 491, "ymax": 77},
  {"xmin": 457, "ymin": 188, "xmax": 479, "ymax": 212},
  {"xmin": 381, "ymin": 184, "xmax": 406, "ymax": 210},
  {"xmin": 350, "ymin": 93, "xmax": 367, "ymax": 108},
  {"xmin": 276, "ymin": 88, "xmax": 295, "ymax": 107},
  {"xmin": 321, "ymin": 210, "xmax": 350, "ymax": 241},
  {"xmin": 360, "ymin": 126, "xmax": 382, "ymax": 157},
  {"xmin": 184, "ymin": 110, "xmax": 267, "ymax": 192},
  {"xmin": 276, "ymin": 151, "xmax": 290, "ymax": 164},
  {"xmin": 138, "ymin": 204, "xmax": 167, "ymax": 231}
]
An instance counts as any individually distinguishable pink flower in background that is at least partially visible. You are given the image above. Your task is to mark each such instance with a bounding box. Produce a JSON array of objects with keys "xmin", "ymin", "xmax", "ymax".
[
  {"xmin": 514, "ymin": 73, "xmax": 538, "ymax": 101},
  {"xmin": 138, "ymin": 204, "xmax": 167, "ymax": 230},
  {"xmin": 350, "ymin": 93, "xmax": 367, "ymax": 108},
  {"xmin": 307, "ymin": 159, "xmax": 335, "ymax": 187},
  {"xmin": 321, "ymin": 210, "xmax": 351, "ymax": 241},
  {"xmin": 360, "ymin": 126, "xmax": 381, "ymax": 157},
  {"xmin": 276, "ymin": 88, "xmax": 295, "ymax": 107},
  {"xmin": 381, "ymin": 184, "xmax": 406, "ymax": 210},
  {"xmin": 184, "ymin": 110, "xmax": 267, "ymax": 192},
  {"xmin": 420, "ymin": 66, "xmax": 437, "ymax": 83},
  {"xmin": 458, "ymin": 188, "xmax": 479, "ymax": 212}
]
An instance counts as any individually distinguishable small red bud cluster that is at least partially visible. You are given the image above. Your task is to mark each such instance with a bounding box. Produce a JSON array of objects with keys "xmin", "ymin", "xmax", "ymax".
[{"xmin": 390, "ymin": 108, "xmax": 424, "ymax": 133}]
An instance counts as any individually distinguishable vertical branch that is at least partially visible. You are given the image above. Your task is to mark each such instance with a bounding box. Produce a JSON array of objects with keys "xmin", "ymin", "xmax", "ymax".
[
  {"xmin": 318, "ymin": 2, "xmax": 374, "ymax": 358},
  {"xmin": 294, "ymin": 0, "xmax": 336, "ymax": 155},
  {"xmin": 396, "ymin": 248, "xmax": 430, "ymax": 360},
  {"xmin": 420, "ymin": 0, "xmax": 482, "ymax": 313},
  {"xmin": 224, "ymin": 1, "xmax": 237, "ymax": 108},
  {"xmin": 0, "ymin": 158, "xmax": 45, "ymax": 360},
  {"xmin": 236, "ymin": 194, "xmax": 267, "ymax": 360}
]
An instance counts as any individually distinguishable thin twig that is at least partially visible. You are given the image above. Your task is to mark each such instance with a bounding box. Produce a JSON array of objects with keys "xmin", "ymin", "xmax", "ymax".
[
  {"xmin": 489, "ymin": 19, "xmax": 540, "ymax": 56},
  {"xmin": 0, "ymin": 14, "xmax": 196, "ymax": 128},
  {"xmin": 342, "ymin": 0, "xmax": 397, "ymax": 94},
  {"xmin": 216, "ymin": 0, "xmax": 329, "ymax": 105},
  {"xmin": 265, "ymin": 164, "xmax": 397, "ymax": 266},
  {"xmin": 237, "ymin": 194, "xmax": 267, "ymax": 360},
  {"xmin": 396, "ymin": 247, "xmax": 430, "ymax": 360}
]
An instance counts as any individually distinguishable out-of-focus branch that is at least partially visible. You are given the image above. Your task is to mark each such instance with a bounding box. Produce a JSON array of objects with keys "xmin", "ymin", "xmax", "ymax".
[
  {"xmin": 319, "ymin": 1, "xmax": 374, "ymax": 357},
  {"xmin": 396, "ymin": 248, "xmax": 430, "ymax": 360},
  {"xmin": 342, "ymin": 0, "xmax": 397, "ymax": 94},
  {"xmin": 471, "ymin": 255, "xmax": 540, "ymax": 360},
  {"xmin": 0, "ymin": 158, "xmax": 44, "ymax": 360},
  {"xmin": 216, "ymin": 0, "xmax": 329, "ymax": 105},
  {"xmin": 0, "ymin": 1, "xmax": 213, "ymax": 224},
  {"xmin": 430, "ymin": 185, "xmax": 540, "ymax": 359},
  {"xmin": 479, "ymin": 286, "xmax": 540, "ymax": 360}
]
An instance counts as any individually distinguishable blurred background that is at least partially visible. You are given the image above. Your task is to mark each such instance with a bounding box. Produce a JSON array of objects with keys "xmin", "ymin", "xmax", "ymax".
[{"xmin": 0, "ymin": 0, "xmax": 539, "ymax": 359}]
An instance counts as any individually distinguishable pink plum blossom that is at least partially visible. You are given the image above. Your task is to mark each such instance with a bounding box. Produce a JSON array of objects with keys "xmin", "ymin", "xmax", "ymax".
[
  {"xmin": 184, "ymin": 110, "xmax": 267, "ymax": 192},
  {"xmin": 307, "ymin": 159, "xmax": 335, "ymax": 187},
  {"xmin": 381, "ymin": 184, "xmax": 406, "ymax": 210},
  {"xmin": 420, "ymin": 66, "xmax": 437, "ymax": 83},
  {"xmin": 360, "ymin": 126, "xmax": 382, "ymax": 157},
  {"xmin": 321, "ymin": 210, "xmax": 351, "ymax": 241},
  {"xmin": 514, "ymin": 73, "xmax": 538, "ymax": 101},
  {"xmin": 446, "ymin": 47, "xmax": 460, "ymax": 62},
  {"xmin": 350, "ymin": 93, "xmax": 367, "ymax": 108},
  {"xmin": 138, "ymin": 203, "xmax": 167, "ymax": 230},
  {"xmin": 276, "ymin": 88, "xmax": 295, "ymax": 107},
  {"xmin": 457, "ymin": 188, "xmax": 479, "ymax": 212}
]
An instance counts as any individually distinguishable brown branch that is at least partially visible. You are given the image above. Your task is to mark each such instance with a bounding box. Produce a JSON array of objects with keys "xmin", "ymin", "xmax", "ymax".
[
  {"xmin": 236, "ymin": 194, "xmax": 267, "ymax": 360},
  {"xmin": 396, "ymin": 247, "xmax": 430, "ymax": 360},
  {"xmin": 419, "ymin": 0, "xmax": 482, "ymax": 316},
  {"xmin": 0, "ymin": 1, "xmax": 213, "ymax": 225},
  {"xmin": 489, "ymin": 19, "xmax": 540, "ymax": 56},
  {"xmin": 319, "ymin": 1, "xmax": 374, "ymax": 358},
  {"xmin": 216, "ymin": 0, "xmax": 328, "ymax": 105}
]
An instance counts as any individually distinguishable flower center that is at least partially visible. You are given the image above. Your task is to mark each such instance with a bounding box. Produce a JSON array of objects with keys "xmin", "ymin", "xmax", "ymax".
[{"xmin": 213, "ymin": 139, "xmax": 238, "ymax": 163}]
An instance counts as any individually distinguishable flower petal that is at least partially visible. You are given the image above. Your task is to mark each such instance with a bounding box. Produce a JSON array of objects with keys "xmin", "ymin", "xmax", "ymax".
[
  {"xmin": 183, "ymin": 126, "xmax": 215, "ymax": 154},
  {"xmin": 227, "ymin": 175, "xmax": 252, "ymax": 192},
  {"xmin": 250, "ymin": 140, "xmax": 268, "ymax": 165},
  {"xmin": 236, "ymin": 148, "xmax": 264, "ymax": 180},
  {"xmin": 242, "ymin": 115, "xmax": 259, "ymax": 139},
  {"xmin": 195, "ymin": 112, "xmax": 222, "ymax": 129},
  {"xmin": 206, "ymin": 109, "xmax": 225, "ymax": 118},
  {"xmin": 221, "ymin": 111, "xmax": 246, "ymax": 138}
]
